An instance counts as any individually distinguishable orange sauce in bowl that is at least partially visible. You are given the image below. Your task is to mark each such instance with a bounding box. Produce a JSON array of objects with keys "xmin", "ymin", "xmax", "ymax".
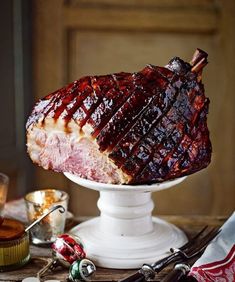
[{"xmin": 0, "ymin": 218, "xmax": 30, "ymax": 271}]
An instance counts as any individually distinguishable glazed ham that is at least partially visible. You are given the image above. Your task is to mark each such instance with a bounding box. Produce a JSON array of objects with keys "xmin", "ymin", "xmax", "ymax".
[{"xmin": 26, "ymin": 49, "xmax": 212, "ymax": 184}]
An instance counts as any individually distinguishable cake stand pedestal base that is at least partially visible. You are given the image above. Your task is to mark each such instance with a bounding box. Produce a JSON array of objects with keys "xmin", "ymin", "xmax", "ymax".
[{"xmin": 70, "ymin": 190, "xmax": 187, "ymax": 269}]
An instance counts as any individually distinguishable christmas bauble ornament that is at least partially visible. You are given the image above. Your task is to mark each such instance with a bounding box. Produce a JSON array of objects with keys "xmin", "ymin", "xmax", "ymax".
[
  {"xmin": 52, "ymin": 234, "xmax": 86, "ymax": 268},
  {"xmin": 69, "ymin": 259, "xmax": 96, "ymax": 282}
]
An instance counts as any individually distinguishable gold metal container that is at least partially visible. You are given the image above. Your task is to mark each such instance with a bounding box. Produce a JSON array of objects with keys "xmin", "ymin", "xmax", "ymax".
[
  {"xmin": 25, "ymin": 189, "xmax": 68, "ymax": 245},
  {"xmin": 0, "ymin": 218, "xmax": 30, "ymax": 271}
]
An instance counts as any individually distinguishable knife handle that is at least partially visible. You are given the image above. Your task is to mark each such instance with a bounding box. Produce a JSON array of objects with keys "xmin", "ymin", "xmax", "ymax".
[
  {"xmin": 119, "ymin": 271, "xmax": 145, "ymax": 282},
  {"xmin": 152, "ymin": 250, "xmax": 180, "ymax": 272},
  {"xmin": 161, "ymin": 264, "xmax": 190, "ymax": 282}
]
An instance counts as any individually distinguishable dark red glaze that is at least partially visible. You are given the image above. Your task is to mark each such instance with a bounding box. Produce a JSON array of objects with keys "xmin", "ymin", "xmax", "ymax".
[
  {"xmin": 26, "ymin": 49, "xmax": 212, "ymax": 184},
  {"xmin": 0, "ymin": 216, "xmax": 4, "ymax": 226},
  {"xmin": 87, "ymin": 72, "xmax": 135, "ymax": 137},
  {"xmin": 56, "ymin": 77, "xmax": 93, "ymax": 123},
  {"xmin": 108, "ymin": 76, "xmax": 181, "ymax": 167},
  {"xmin": 121, "ymin": 109, "xmax": 184, "ymax": 178},
  {"xmin": 96, "ymin": 66, "xmax": 173, "ymax": 152},
  {"xmin": 26, "ymin": 77, "xmax": 93, "ymax": 129},
  {"xmin": 130, "ymin": 80, "xmax": 211, "ymax": 184}
]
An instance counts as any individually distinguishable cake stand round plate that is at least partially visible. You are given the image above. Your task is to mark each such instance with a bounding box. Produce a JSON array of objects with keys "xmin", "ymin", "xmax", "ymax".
[{"xmin": 64, "ymin": 173, "xmax": 188, "ymax": 269}]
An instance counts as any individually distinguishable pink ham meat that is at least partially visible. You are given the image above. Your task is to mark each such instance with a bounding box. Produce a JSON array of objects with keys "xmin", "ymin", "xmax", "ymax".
[{"xmin": 26, "ymin": 49, "xmax": 212, "ymax": 184}]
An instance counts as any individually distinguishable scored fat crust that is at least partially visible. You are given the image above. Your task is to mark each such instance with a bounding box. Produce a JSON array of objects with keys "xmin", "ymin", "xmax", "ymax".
[
  {"xmin": 26, "ymin": 49, "xmax": 212, "ymax": 185},
  {"xmin": 27, "ymin": 117, "xmax": 131, "ymax": 184}
]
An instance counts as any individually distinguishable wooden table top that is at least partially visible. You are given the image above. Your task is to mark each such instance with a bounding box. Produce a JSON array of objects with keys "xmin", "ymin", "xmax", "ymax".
[{"xmin": 0, "ymin": 215, "xmax": 226, "ymax": 282}]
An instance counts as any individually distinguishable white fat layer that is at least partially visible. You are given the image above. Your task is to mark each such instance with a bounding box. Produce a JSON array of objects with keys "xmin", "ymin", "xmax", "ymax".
[
  {"xmin": 27, "ymin": 117, "xmax": 130, "ymax": 184},
  {"xmin": 82, "ymin": 123, "xmax": 94, "ymax": 136}
]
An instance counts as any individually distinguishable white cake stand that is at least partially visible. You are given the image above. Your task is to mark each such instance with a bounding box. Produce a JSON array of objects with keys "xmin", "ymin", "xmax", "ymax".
[{"xmin": 64, "ymin": 172, "xmax": 187, "ymax": 269}]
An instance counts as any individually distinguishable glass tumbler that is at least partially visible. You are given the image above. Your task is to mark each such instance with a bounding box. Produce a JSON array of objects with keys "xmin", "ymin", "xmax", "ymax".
[
  {"xmin": 25, "ymin": 189, "xmax": 69, "ymax": 245},
  {"xmin": 0, "ymin": 173, "xmax": 9, "ymax": 224}
]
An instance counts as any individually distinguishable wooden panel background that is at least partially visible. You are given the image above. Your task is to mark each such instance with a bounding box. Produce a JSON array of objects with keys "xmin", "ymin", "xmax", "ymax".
[
  {"xmin": 0, "ymin": 0, "xmax": 33, "ymax": 200},
  {"xmin": 32, "ymin": 0, "xmax": 235, "ymax": 216}
]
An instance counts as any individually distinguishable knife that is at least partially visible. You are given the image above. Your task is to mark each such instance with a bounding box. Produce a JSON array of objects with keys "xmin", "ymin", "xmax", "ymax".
[
  {"xmin": 120, "ymin": 227, "xmax": 220, "ymax": 282},
  {"xmin": 119, "ymin": 250, "xmax": 184, "ymax": 282}
]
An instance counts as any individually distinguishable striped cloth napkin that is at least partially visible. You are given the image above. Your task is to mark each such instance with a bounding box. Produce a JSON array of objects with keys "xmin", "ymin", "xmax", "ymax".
[{"xmin": 189, "ymin": 211, "xmax": 235, "ymax": 282}]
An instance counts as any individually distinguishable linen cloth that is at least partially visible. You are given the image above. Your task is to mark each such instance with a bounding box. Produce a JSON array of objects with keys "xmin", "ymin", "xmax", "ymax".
[{"xmin": 189, "ymin": 212, "xmax": 235, "ymax": 282}]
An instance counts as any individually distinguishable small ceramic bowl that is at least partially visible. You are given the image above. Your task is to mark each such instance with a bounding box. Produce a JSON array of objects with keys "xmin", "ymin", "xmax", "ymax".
[{"xmin": 0, "ymin": 218, "xmax": 30, "ymax": 271}]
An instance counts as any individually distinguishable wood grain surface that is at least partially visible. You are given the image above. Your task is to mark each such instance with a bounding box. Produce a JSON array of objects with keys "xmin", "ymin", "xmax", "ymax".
[{"xmin": 0, "ymin": 215, "xmax": 227, "ymax": 282}]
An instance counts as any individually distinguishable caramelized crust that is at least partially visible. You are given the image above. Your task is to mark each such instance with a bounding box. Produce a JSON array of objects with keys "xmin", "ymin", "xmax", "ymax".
[{"xmin": 26, "ymin": 49, "xmax": 212, "ymax": 184}]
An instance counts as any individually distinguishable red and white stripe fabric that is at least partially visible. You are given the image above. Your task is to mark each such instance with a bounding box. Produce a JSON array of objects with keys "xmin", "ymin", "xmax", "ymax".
[{"xmin": 189, "ymin": 212, "xmax": 235, "ymax": 282}]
